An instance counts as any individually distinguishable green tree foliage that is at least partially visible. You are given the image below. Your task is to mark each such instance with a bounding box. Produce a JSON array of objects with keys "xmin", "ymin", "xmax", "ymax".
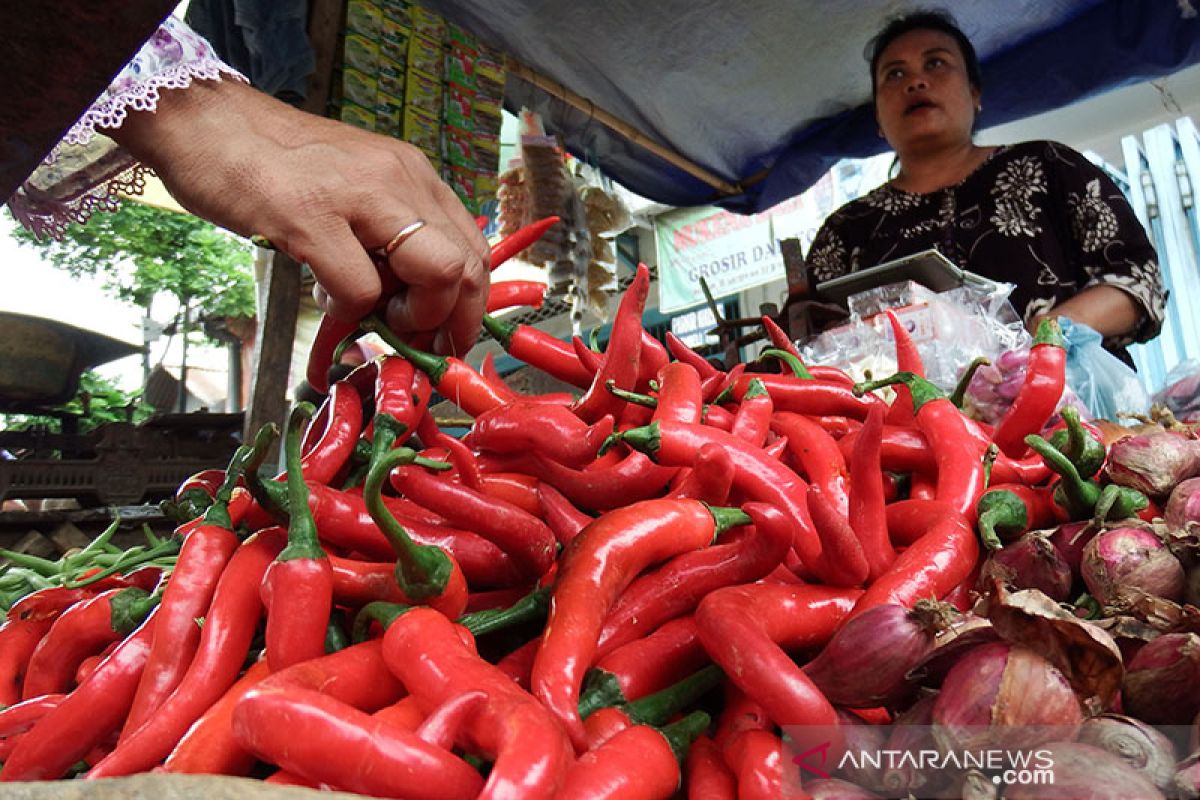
[
  {"xmin": 7, "ymin": 202, "xmax": 255, "ymax": 327},
  {"xmin": 1, "ymin": 371, "xmax": 152, "ymax": 436}
]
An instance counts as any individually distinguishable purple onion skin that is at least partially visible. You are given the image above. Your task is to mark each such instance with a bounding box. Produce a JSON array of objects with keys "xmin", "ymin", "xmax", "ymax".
[
  {"xmin": 803, "ymin": 603, "xmax": 942, "ymax": 708},
  {"xmin": 881, "ymin": 693, "xmax": 947, "ymax": 796},
  {"xmin": 1122, "ymin": 633, "xmax": 1200, "ymax": 725},
  {"xmin": 1078, "ymin": 713, "xmax": 1178, "ymax": 791},
  {"xmin": 980, "ymin": 533, "xmax": 1073, "ymax": 601},
  {"xmin": 1105, "ymin": 431, "xmax": 1200, "ymax": 499},
  {"xmin": 932, "ymin": 642, "xmax": 1083, "ymax": 753},
  {"xmin": 1046, "ymin": 521, "xmax": 1097, "ymax": 576},
  {"xmin": 1081, "ymin": 527, "xmax": 1185, "ymax": 606},
  {"xmin": 1002, "ymin": 742, "xmax": 1164, "ymax": 799},
  {"xmin": 1167, "ymin": 477, "xmax": 1200, "ymax": 531},
  {"xmin": 834, "ymin": 709, "xmax": 888, "ymax": 791}
]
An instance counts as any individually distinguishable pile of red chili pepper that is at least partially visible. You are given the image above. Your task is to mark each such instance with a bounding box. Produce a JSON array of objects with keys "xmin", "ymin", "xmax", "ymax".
[{"xmin": 5, "ymin": 232, "xmax": 1191, "ymax": 798}]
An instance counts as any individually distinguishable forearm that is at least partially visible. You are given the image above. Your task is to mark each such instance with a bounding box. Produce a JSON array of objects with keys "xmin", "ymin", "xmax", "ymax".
[{"xmin": 1029, "ymin": 285, "xmax": 1141, "ymax": 338}]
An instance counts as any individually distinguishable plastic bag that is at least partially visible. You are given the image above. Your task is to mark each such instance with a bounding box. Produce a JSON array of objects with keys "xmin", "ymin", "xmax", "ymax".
[
  {"xmin": 1059, "ymin": 318, "xmax": 1151, "ymax": 422},
  {"xmin": 1152, "ymin": 358, "xmax": 1200, "ymax": 422}
]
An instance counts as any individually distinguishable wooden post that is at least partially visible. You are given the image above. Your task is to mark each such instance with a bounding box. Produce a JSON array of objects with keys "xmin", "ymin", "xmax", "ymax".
[{"xmin": 245, "ymin": 251, "xmax": 301, "ymax": 464}]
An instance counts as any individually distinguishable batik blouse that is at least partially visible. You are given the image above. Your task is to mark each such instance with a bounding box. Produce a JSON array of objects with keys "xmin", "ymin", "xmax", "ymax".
[{"xmin": 805, "ymin": 140, "xmax": 1167, "ymax": 360}]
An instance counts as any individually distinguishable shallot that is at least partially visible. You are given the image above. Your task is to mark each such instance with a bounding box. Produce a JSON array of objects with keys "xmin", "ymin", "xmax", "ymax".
[
  {"xmin": 1105, "ymin": 431, "xmax": 1200, "ymax": 499},
  {"xmin": 1167, "ymin": 477, "xmax": 1200, "ymax": 532},
  {"xmin": 1122, "ymin": 632, "xmax": 1200, "ymax": 725},
  {"xmin": 1081, "ymin": 526, "xmax": 1184, "ymax": 606},
  {"xmin": 979, "ymin": 532, "xmax": 1072, "ymax": 601},
  {"xmin": 1077, "ymin": 713, "xmax": 1177, "ymax": 791}
]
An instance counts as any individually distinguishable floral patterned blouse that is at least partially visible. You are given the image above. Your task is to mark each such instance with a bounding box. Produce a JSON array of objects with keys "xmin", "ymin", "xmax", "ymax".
[
  {"xmin": 805, "ymin": 141, "xmax": 1167, "ymax": 361},
  {"xmin": 8, "ymin": 16, "xmax": 243, "ymax": 239}
]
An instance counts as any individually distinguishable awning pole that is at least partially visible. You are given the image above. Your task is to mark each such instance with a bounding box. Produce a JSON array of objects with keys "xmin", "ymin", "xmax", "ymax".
[{"xmin": 505, "ymin": 57, "xmax": 743, "ymax": 197}]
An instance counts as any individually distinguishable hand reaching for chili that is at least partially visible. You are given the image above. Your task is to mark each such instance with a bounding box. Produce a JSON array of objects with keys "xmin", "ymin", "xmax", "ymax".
[{"xmin": 106, "ymin": 78, "xmax": 490, "ymax": 356}]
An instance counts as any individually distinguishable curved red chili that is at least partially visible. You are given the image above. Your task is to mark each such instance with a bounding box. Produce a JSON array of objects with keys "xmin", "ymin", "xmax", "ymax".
[
  {"xmin": 561, "ymin": 719, "xmax": 702, "ymax": 799},
  {"xmin": 22, "ymin": 587, "xmax": 159, "ymax": 700},
  {"xmin": 582, "ymin": 616, "xmax": 711, "ymax": 717},
  {"xmin": 527, "ymin": 450, "xmax": 677, "ymax": 512},
  {"xmin": 770, "ymin": 411, "xmax": 851, "ymax": 517},
  {"xmin": 856, "ymin": 372, "xmax": 991, "ymax": 517},
  {"xmin": 664, "ymin": 331, "xmax": 721, "ymax": 382},
  {"xmin": 481, "ymin": 312, "xmax": 594, "ymax": 389},
  {"xmin": 666, "ymin": 442, "xmax": 736, "ymax": 504},
  {"xmin": 694, "ymin": 583, "xmax": 859, "ymax": 731},
  {"xmin": 850, "ymin": 404, "xmax": 895, "ymax": 581},
  {"xmin": 732, "ymin": 372, "xmax": 882, "ymax": 419},
  {"xmin": 572, "ymin": 263, "xmax": 651, "ymax": 423},
  {"xmin": 291, "ymin": 380, "xmax": 363, "ymax": 486},
  {"xmin": 637, "ymin": 329, "xmax": 671, "ymax": 393},
  {"xmin": 471, "ymin": 400, "xmax": 614, "ymax": 468},
  {"xmin": 537, "ymin": 481, "xmax": 594, "ymax": 546},
  {"xmin": 991, "ymin": 318, "xmax": 1067, "ymax": 458},
  {"xmin": 730, "ymin": 378, "xmax": 773, "ymax": 446},
  {"xmin": 850, "ymin": 510, "xmax": 977, "ymax": 619},
  {"xmin": 596, "ymin": 502, "xmax": 792, "ymax": 659},
  {"xmin": 486, "ymin": 279, "xmax": 546, "ymax": 312},
  {"xmin": 384, "ymin": 606, "xmax": 575, "ymax": 799},
  {"xmin": 489, "ymin": 215, "xmax": 560, "ymax": 269},
  {"xmin": 305, "ymin": 314, "xmax": 359, "ymax": 395},
  {"xmin": 883, "ymin": 307, "xmax": 925, "ymax": 424},
  {"xmin": 162, "ymin": 657, "xmax": 271, "ymax": 776},
  {"xmin": 533, "ymin": 498, "xmax": 749, "ymax": 751}
]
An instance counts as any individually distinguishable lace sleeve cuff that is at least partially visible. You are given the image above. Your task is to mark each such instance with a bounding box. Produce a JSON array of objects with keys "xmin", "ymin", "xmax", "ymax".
[{"xmin": 7, "ymin": 15, "xmax": 245, "ymax": 239}]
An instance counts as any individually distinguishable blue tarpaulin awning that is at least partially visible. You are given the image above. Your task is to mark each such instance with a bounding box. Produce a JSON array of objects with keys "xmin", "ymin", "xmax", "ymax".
[{"xmin": 420, "ymin": 0, "xmax": 1200, "ymax": 214}]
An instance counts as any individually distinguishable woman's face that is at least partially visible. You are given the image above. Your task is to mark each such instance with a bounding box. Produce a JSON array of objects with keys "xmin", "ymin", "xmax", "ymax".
[{"xmin": 873, "ymin": 28, "xmax": 980, "ymax": 155}]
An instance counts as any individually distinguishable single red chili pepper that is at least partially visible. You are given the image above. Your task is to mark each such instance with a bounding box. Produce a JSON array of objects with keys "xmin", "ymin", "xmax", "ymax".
[
  {"xmin": 527, "ymin": 449, "xmax": 677, "ymax": 512},
  {"xmin": 723, "ymin": 729, "xmax": 790, "ymax": 800},
  {"xmin": 665, "ymin": 331, "xmax": 721, "ymax": 381},
  {"xmin": 582, "ymin": 616, "xmax": 712, "ymax": 717},
  {"xmin": 732, "ymin": 372, "xmax": 882, "ymax": 419},
  {"xmin": 770, "ymin": 411, "xmax": 851, "ymax": 517},
  {"xmin": 654, "ymin": 361, "xmax": 705, "ymax": 424},
  {"xmin": 121, "ymin": 443, "xmax": 255, "ymax": 741},
  {"xmin": 161, "ymin": 657, "xmax": 271, "ymax": 776},
  {"xmin": 6, "ymin": 586, "xmax": 95, "ymax": 624},
  {"xmin": 666, "ymin": 442, "xmax": 737, "ymax": 504},
  {"xmin": 391, "ymin": 454, "xmax": 557, "ymax": 580},
  {"xmin": 533, "ymin": 498, "xmax": 749, "ymax": 751},
  {"xmin": 0, "ymin": 617, "xmax": 52, "ymax": 706},
  {"xmin": 976, "ymin": 483, "xmax": 1068, "ymax": 550},
  {"xmin": 694, "ymin": 583, "xmax": 859, "ymax": 731},
  {"xmin": 805, "ymin": 484, "xmax": 870, "ymax": 586},
  {"xmin": 761, "ymin": 315, "xmax": 803, "ymax": 360},
  {"xmin": 261, "ymin": 402, "xmax": 334, "ymax": 672},
  {"xmin": 883, "ymin": 307, "xmax": 925, "ymax": 425},
  {"xmin": 22, "ymin": 587, "xmax": 159, "ymax": 700},
  {"xmin": 471, "ymin": 400, "xmax": 614, "ymax": 468},
  {"xmin": 364, "ymin": 316, "xmax": 512, "ymax": 416},
  {"xmin": 572, "ymin": 263, "xmax": 651, "ymax": 423},
  {"xmin": 363, "ymin": 354, "xmax": 434, "ymax": 443},
  {"xmin": 0, "ymin": 608, "xmax": 159, "ymax": 781},
  {"xmin": 687, "ymin": 734, "xmax": 738, "ymax": 799},
  {"xmin": 991, "ymin": 318, "xmax": 1067, "ymax": 458},
  {"xmin": 596, "ymin": 502, "xmax": 792, "ymax": 659},
  {"xmin": 481, "ymin": 313, "xmax": 594, "ymax": 389},
  {"xmin": 563, "ymin": 715, "xmax": 709, "ymax": 799},
  {"xmin": 290, "ymin": 380, "xmax": 362, "ymax": 486},
  {"xmin": 849, "ymin": 510, "xmax": 977, "ymax": 619},
  {"xmin": 855, "ymin": 373, "xmax": 991, "ymax": 517},
  {"xmin": 614, "ymin": 419, "xmax": 865, "ymax": 586},
  {"xmin": 730, "ymin": 377, "xmax": 773, "ymax": 446},
  {"xmin": 486, "ymin": 279, "xmax": 546, "ymax": 312},
  {"xmin": 850, "ymin": 404, "xmax": 896, "ymax": 581},
  {"xmin": 306, "ymin": 314, "xmax": 359, "ymax": 395},
  {"xmin": 489, "ymin": 215, "xmax": 560, "ymax": 269},
  {"xmin": 85, "ymin": 527, "xmax": 286, "ymax": 779},
  {"xmin": 384, "ymin": 606, "xmax": 575, "ymax": 799},
  {"xmin": 328, "ymin": 554, "xmax": 409, "ymax": 607},
  {"xmin": 537, "ymin": 481, "xmax": 594, "ymax": 546}
]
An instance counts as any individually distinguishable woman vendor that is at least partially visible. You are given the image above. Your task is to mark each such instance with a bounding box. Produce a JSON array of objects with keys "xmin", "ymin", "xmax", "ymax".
[{"xmin": 805, "ymin": 10, "xmax": 1167, "ymax": 365}]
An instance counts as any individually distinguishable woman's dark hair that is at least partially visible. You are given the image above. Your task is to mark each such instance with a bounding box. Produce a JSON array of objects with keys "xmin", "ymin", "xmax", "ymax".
[{"xmin": 865, "ymin": 9, "xmax": 982, "ymax": 98}]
